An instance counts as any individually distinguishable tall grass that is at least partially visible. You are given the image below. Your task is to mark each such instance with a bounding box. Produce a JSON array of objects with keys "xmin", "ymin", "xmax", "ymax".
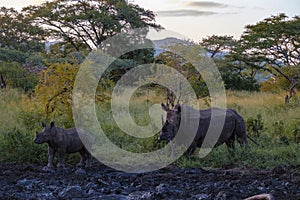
[
  {"xmin": 0, "ymin": 88, "xmax": 47, "ymax": 163},
  {"xmin": 0, "ymin": 88, "xmax": 299, "ymax": 169}
]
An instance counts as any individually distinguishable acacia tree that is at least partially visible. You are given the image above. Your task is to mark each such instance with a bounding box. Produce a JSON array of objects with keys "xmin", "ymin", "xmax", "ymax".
[
  {"xmin": 200, "ymin": 35, "xmax": 262, "ymax": 90},
  {"xmin": 0, "ymin": 7, "xmax": 45, "ymax": 52},
  {"xmin": 23, "ymin": 0, "xmax": 161, "ymax": 51},
  {"xmin": 241, "ymin": 13, "xmax": 300, "ymax": 98},
  {"xmin": 200, "ymin": 35, "xmax": 237, "ymax": 58}
]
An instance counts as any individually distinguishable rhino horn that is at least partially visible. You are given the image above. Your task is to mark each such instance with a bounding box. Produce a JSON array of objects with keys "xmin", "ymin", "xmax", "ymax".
[
  {"xmin": 174, "ymin": 104, "xmax": 181, "ymax": 113},
  {"xmin": 161, "ymin": 103, "xmax": 169, "ymax": 111}
]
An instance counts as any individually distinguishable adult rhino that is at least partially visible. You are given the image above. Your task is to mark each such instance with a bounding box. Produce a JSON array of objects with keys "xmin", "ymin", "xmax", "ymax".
[{"xmin": 159, "ymin": 103, "xmax": 248, "ymax": 155}]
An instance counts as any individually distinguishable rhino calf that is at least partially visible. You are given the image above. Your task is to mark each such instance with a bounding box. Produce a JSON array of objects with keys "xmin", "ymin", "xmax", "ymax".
[{"xmin": 34, "ymin": 122, "xmax": 92, "ymax": 168}]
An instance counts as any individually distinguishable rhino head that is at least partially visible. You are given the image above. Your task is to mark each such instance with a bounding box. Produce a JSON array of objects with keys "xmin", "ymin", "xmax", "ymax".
[
  {"xmin": 34, "ymin": 122, "xmax": 55, "ymax": 144},
  {"xmin": 159, "ymin": 103, "xmax": 181, "ymax": 141}
]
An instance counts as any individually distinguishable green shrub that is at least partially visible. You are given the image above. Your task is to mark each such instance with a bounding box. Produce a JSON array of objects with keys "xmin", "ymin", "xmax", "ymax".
[
  {"xmin": 0, "ymin": 128, "xmax": 47, "ymax": 164},
  {"xmin": 246, "ymin": 114, "xmax": 265, "ymax": 138}
]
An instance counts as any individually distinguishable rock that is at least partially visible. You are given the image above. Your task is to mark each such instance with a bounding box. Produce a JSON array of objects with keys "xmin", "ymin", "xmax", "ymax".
[
  {"xmin": 126, "ymin": 191, "xmax": 153, "ymax": 200},
  {"xmin": 58, "ymin": 185, "xmax": 85, "ymax": 199},
  {"xmin": 42, "ymin": 166, "xmax": 56, "ymax": 173},
  {"xmin": 155, "ymin": 183, "xmax": 169, "ymax": 194},
  {"xmin": 75, "ymin": 168, "xmax": 86, "ymax": 175},
  {"xmin": 16, "ymin": 178, "xmax": 42, "ymax": 190},
  {"xmin": 194, "ymin": 193, "xmax": 210, "ymax": 200},
  {"xmin": 100, "ymin": 194, "xmax": 127, "ymax": 200},
  {"xmin": 0, "ymin": 162, "xmax": 299, "ymax": 199},
  {"xmin": 214, "ymin": 191, "xmax": 227, "ymax": 200},
  {"xmin": 35, "ymin": 191, "xmax": 56, "ymax": 200}
]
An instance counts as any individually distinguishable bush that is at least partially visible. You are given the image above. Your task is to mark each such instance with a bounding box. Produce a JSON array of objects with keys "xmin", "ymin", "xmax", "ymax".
[
  {"xmin": 246, "ymin": 114, "xmax": 265, "ymax": 138},
  {"xmin": 0, "ymin": 128, "xmax": 47, "ymax": 164},
  {"xmin": 0, "ymin": 62, "xmax": 38, "ymax": 91},
  {"xmin": 220, "ymin": 67, "xmax": 260, "ymax": 91}
]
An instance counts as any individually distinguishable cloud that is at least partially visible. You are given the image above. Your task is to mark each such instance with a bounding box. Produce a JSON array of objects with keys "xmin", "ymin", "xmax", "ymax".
[
  {"xmin": 156, "ymin": 9, "xmax": 218, "ymax": 17},
  {"xmin": 253, "ymin": 6, "xmax": 265, "ymax": 10},
  {"xmin": 187, "ymin": 1, "xmax": 228, "ymax": 8}
]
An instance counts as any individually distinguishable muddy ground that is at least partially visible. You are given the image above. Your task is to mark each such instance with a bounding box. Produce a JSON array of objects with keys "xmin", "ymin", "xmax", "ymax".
[{"xmin": 0, "ymin": 160, "xmax": 299, "ymax": 200}]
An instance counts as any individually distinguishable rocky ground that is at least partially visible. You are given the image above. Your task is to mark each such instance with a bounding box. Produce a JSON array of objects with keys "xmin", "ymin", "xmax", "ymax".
[{"xmin": 0, "ymin": 161, "xmax": 299, "ymax": 200}]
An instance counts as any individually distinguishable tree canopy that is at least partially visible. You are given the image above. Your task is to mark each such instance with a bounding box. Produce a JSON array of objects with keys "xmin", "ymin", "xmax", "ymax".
[
  {"xmin": 0, "ymin": 7, "xmax": 45, "ymax": 53},
  {"xmin": 201, "ymin": 13, "xmax": 300, "ymax": 93},
  {"xmin": 23, "ymin": 0, "xmax": 162, "ymax": 51}
]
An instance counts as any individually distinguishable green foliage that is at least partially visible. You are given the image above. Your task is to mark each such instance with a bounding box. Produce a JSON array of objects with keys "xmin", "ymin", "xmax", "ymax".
[
  {"xmin": 23, "ymin": 0, "xmax": 161, "ymax": 50},
  {"xmin": 261, "ymin": 65, "xmax": 300, "ymax": 92},
  {"xmin": 220, "ymin": 66, "xmax": 260, "ymax": 91},
  {"xmin": 272, "ymin": 121, "xmax": 289, "ymax": 145},
  {"xmin": 175, "ymin": 143, "xmax": 300, "ymax": 169},
  {"xmin": 242, "ymin": 13, "xmax": 299, "ymax": 67},
  {"xmin": 155, "ymin": 45, "xmax": 210, "ymax": 98},
  {"xmin": 0, "ymin": 7, "xmax": 45, "ymax": 53},
  {"xmin": 292, "ymin": 121, "xmax": 300, "ymax": 143},
  {"xmin": 0, "ymin": 128, "xmax": 47, "ymax": 163},
  {"xmin": 246, "ymin": 114, "xmax": 265, "ymax": 138},
  {"xmin": 0, "ymin": 62, "xmax": 38, "ymax": 91},
  {"xmin": 35, "ymin": 62, "xmax": 78, "ymax": 125},
  {"xmin": 0, "ymin": 88, "xmax": 299, "ymax": 169},
  {"xmin": 200, "ymin": 35, "xmax": 237, "ymax": 58},
  {"xmin": 0, "ymin": 48, "xmax": 29, "ymax": 63}
]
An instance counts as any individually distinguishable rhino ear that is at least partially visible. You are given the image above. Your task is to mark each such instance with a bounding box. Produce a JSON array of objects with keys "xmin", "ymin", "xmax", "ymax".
[
  {"xmin": 50, "ymin": 122, "xmax": 55, "ymax": 128},
  {"xmin": 161, "ymin": 103, "xmax": 169, "ymax": 111},
  {"xmin": 41, "ymin": 122, "xmax": 46, "ymax": 128}
]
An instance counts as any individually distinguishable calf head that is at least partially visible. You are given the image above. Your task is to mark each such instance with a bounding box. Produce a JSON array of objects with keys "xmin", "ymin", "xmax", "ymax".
[
  {"xmin": 34, "ymin": 122, "xmax": 56, "ymax": 144},
  {"xmin": 159, "ymin": 103, "xmax": 181, "ymax": 141}
]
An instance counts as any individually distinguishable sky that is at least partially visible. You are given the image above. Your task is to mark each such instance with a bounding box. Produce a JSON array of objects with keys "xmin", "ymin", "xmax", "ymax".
[{"xmin": 1, "ymin": 0, "xmax": 299, "ymax": 42}]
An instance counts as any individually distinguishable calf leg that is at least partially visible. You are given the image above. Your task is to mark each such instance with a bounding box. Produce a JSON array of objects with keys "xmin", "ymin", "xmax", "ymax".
[
  {"xmin": 57, "ymin": 148, "xmax": 66, "ymax": 168},
  {"xmin": 47, "ymin": 147, "xmax": 55, "ymax": 168},
  {"xmin": 77, "ymin": 153, "xmax": 86, "ymax": 167},
  {"xmin": 85, "ymin": 151, "xmax": 92, "ymax": 168}
]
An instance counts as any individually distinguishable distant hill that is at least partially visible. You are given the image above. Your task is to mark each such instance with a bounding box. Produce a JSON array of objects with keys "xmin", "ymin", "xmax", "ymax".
[{"xmin": 152, "ymin": 37, "xmax": 188, "ymax": 57}]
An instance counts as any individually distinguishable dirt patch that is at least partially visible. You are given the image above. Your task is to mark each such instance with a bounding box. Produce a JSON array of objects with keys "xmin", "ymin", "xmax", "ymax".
[{"xmin": 0, "ymin": 161, "xmax": 299, "ymax": 199}]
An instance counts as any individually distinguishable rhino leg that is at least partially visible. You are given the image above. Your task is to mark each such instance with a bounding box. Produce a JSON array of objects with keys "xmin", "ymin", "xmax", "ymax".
[
  {"xmin": 226, "ymin": 138, "xmax": 235, "ymax": 155},
  {"xmin": 57, "ymin": 148, "xmax": 66, "ymax": 168},
  {"xmin": 47, "ymin": 147, "xmax": 55, "ymax": 168},
  {"xmin": 77, "ymin": 150, "xmax": 87, "ymax": 167},
  {"xmin": 78, "ymin": 148, "xmax": 91, "ymax": 167},
  {"xmin": 185, "ymin": 141, "xmax": 197, "ymax": 155},
  {"xmin": 77, "ymin": 154, "xmax": 85, "ymax": 167},
  {"xmin": 85, "ymin": 152, "xmax": 92, "ymax": 167},
  {"xmin": 236, "ymin": 132, "xmax": 249, "ymax": 148}
]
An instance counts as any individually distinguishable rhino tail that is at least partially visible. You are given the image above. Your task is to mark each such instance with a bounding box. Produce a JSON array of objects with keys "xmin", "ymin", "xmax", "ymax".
[{"xmin": 247, "ymin": 135, "xmax": 260, "ymax": 146}]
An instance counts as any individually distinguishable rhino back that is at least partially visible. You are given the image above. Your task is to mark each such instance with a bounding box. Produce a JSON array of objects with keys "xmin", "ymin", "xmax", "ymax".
[
  {"xmin": 64, "ymin": 128, "xmax": 86, "ymax": 153},
  {"xmin": 195, "ymin": 110, "xmax": 235, "ymax": 148}
]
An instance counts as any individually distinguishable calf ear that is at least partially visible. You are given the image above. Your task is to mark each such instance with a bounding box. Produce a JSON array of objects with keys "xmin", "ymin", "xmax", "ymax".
[
  {"xmin": 41, "ymin": 122, "xmax": 46, "ymax": 128},
  {"xmin": 50, "ymin": 122, "xmax": 55, "ymax": 128},
  {"xmin": 161, "ymin": 103, "xmax": 169, "ymax": 111}
]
